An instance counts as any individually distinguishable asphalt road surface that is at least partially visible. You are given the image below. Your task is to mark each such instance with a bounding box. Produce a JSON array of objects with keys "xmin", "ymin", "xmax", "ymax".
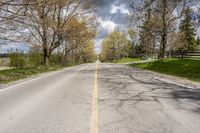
[{"xmin": 0, "ymin": 63, "xmax": 200, "ymax": 133}]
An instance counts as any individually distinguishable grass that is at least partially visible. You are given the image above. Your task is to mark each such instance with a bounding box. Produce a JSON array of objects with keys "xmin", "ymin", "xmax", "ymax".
[
  {"xmin": 112, "ymin": 58, "xmax": 142, "ymax": 63},
  {"xmin": 132, "ymin": 58, "xmax": 200, "ymax": 82},
  {"xmin": 0, "ymin": 65, "xmax": 66, "ymax": 84}
]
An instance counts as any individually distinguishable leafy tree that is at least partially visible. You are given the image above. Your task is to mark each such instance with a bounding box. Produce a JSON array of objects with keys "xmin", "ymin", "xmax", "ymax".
[
  {"xmin": 169, "ymin": 32, "xmax": 186, "ymax": 51},
  {"xmin": 179, "ymin": 7, "xmax": 197, "ymax": 51},
  {"xmin": 81, "ymin": 41, "xmax": 97, "ymax": 63},
  {"xmin": 135, "ymin": 44, "xmax": 144, "ymax": 55},
  {"xmin": 100, "ymin": 31, "xmax": 131, "ymax": 62},
  {"xmin": 62, "ymin": 18, "xmax": 96, "ymax": 64}
]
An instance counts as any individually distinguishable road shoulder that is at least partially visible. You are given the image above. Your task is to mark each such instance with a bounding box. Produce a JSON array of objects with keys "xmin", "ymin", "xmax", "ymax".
[{"xmin": 0, "ymin": 65, "xmax": 82, "ymax": 90}]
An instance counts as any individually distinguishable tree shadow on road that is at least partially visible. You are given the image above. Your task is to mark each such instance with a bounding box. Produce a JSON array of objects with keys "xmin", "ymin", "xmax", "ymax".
[{"xmin": 97, "ymin": 65, "xmax": 200, "ymax": 114}]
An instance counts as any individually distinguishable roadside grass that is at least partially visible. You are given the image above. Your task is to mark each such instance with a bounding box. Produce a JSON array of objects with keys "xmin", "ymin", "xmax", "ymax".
[
  {"xmin": 0, "ymin": 65, "xmax": 71, "ymax": 84},
  {"xmin": 132, "ymin": 58, "xmax": 200, "ymax": 82},
  {"xmin": 113, "ymin": 58, "xmax": 142, "ymax": 63}
]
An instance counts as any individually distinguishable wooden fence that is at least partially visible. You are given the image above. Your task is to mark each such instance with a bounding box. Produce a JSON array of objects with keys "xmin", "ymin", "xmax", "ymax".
[{"xmin": 171, "ymin": 51, "xmax": 200, "ymax": 58}]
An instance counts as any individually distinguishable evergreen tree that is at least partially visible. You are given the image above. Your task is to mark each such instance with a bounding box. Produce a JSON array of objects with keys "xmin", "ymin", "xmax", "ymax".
[
  {"xmin": 139, "ymin": 9, "xmax": 156, "ymax": 55},
  {"xmin": 179, "ymin": 7, "xmax": 196, "ymax": 51},
  {"xmin": 197, "ymin": 36, "xmax": 200, "ymax": 46}
]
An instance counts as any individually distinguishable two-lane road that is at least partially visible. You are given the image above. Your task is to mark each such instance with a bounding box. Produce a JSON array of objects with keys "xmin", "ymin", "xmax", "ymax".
[{"xmin": 0, "ymin": 63, "xmax": 200, "ymax": 133}]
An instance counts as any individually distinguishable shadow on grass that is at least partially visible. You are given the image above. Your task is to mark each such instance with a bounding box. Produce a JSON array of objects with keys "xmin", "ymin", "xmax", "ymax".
[{"xmin": 134, "ymin": 59, "xmax": 200, "ymax": 82}]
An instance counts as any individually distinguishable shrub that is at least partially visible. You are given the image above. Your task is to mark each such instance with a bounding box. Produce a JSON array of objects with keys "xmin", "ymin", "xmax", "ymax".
[
  {"xmin": 49, "ymin": 54, "xmax": 62, "ymax": 65},
  {"xmin": 9, "ymin": 52, "xmax": 26, "ymax": 68},
  {"xmin": 29, "ymin": 53, "xmax": 43, "ymax": 66}
]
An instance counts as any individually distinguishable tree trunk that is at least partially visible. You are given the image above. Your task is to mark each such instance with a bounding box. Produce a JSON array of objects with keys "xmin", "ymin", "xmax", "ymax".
[
  {"xmin": 159, "ymin": 32, "xmax": 167, "ymax": 59},
  {"xmin": 132, "ymin": 42, "xmax": 135, "ymax": 57},
  {"xmin": 43, "ymin": 48, "xmax": 49, "ymax": 66},
  {"xmin": 159, "ymin": 0, "xmax": 167, "ymax": 59}
]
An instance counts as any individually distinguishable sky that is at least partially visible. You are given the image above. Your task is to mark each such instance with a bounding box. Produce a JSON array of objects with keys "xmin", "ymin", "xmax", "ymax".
[
  {"xmin": 0, "ymin": 40, "xmax": 29, "ymax": 54},
  {"xmin": 94, "ymin": 0, "xmax": 133, "ymax": 53}
]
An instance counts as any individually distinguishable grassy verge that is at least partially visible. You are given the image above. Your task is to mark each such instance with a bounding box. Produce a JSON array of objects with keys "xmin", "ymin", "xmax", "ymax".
[
  {"xmin": 132, "ymin": 58, "xmax": 200, "ymax": 82},
  {"xmin": 113, "ymin": 58, "xmax": 142, "ymax": 63},
  {"xmin": 0, "ymin": 65, "xmax": 72, "ymax": 84}
]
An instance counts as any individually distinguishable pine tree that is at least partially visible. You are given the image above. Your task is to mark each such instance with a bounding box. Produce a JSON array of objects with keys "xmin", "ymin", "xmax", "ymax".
[
  {"xmin": 197, "ymin": 36, "xmax": 200, "ymax": 46},
  {"xmin": 139, "ymin": 9, "xmax": 156, "ymax": 55},
  {"xmin": 179, "ymin": 7, "xmax": 197, "ymax": 51}
]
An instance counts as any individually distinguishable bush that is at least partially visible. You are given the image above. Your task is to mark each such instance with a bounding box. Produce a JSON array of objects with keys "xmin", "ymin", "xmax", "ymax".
[
  {"xmin": 29, "ymin": 53, "xmax": 43, "ymax": 66},
  {"xmin": 49, "ymin": 54, "xmax": 62, "ymax": 65},
  {"xmin": 9, "ymin": 52, "xmax": 26, "ymax": 68}
]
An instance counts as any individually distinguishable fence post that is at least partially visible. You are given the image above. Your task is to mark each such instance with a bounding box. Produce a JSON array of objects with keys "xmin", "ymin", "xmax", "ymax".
[
  {"xmin": 181, "ymin": 51, "xmax": 184, "ymax": 59},
  {"xmin": 167, "ymin": 51, "xmax": 169, "ymax": 58}
]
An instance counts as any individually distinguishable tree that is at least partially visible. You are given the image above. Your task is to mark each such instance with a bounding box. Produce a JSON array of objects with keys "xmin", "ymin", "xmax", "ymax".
[
  {"xmin": 139, "ymin": 8, "xmax": 157, "ymax": 55},
  {"xmin": 169, "ymin": 32, "xmax": 186, "ymax": 51},
  {"xmin": 79, "ymin": 41, "xmax": 97, "ymax": 63},
  {"xmin": 61, "ymin": 17, "xmax": 96, "ymax": 64},
  {"xmin": 128, "ymin": 29, "xmax": 137, "ymax": 56},
  {"xmin": 197, "ymin": 36, "xmax": 200, "ymax": 46},
  {"xmin": 179, "ymin": 7, "xmax": 196, "ymax": 51},
  {"xmin": 100, "ymin": 31, "xmax": 131, "ymax": 62},
  {"xmin": 131, "ymin": 0, "xmax": 187, "ymax": 58},
  {"xmin": 2, "ymin": 0, "xmax": 95, "ymax": 65}
]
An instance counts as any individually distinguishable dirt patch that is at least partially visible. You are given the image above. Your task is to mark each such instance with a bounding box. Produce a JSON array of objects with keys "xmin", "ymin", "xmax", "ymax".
[{"xmin": 0, "ymin": 58, "xmax": 10, "ymax": 66}]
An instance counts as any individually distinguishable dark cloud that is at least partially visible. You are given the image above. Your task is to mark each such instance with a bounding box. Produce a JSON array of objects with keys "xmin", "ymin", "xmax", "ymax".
[{"xmin": 95, "ymin": 0, "xmax": 132, "ymax": 19}]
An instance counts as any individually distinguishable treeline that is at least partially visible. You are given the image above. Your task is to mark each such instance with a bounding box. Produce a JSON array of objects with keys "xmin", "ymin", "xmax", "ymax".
[
  {"xmin": 100, "ymin": 0, "xmax": 200, "ymax": 62},
  {"xmin": 0, "ymin": 0, "xmax": 97, "ymax": 66},
  {"xmin": 8, "ymin": 41, "xmax": 96, "ymax": 68}
]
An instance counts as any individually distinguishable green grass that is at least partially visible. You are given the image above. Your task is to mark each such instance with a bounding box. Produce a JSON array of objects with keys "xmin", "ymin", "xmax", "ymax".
[
  {"xmin": 0, "ymin": 65, "xmax": 65, "ymax": 84},
  {"xmin": 132, "ymin": 58, "xmax": 200, "ymax": 82},
  {"xmin": 113, "ymin": 58, "xmax": 142, "ymax": 63}
]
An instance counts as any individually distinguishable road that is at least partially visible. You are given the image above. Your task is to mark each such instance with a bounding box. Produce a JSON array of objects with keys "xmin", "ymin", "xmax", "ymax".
[{"xmin": 0, "ymin": 63, "xmax": 200, "ymax": 133}]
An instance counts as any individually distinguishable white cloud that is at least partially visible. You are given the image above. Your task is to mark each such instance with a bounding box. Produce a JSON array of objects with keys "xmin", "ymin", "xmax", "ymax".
[
  {"xmin": 95, "ymin": 3, "xmax": 130, "ymax": 54},
  {"xmin": 95, "ymin": 17, "xmax": 117, "ymax": 53},
  {"xmin": 110, "ymin": 4, "xmax": 130, "ymax": 15},
  {"xmin": 98, "ymin": 17, "xmax": 117, "ymax": 34},
  {"xmin": 110, "ymin": 5, "xmax": 118, "ymax": 14}
]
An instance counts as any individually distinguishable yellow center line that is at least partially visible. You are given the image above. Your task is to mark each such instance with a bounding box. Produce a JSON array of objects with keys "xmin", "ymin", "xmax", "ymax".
[{"xmin": 90, "ymin": 63, "xmax": 99, "ymax": 133}]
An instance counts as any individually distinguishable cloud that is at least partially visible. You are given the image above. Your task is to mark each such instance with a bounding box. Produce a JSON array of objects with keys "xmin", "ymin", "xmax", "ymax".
[
  {"xmin": 98, "ymin": 17, "xmax": 117, "ymax": 34},
  {"xmin": 94, "ymin": 17, "xmax": 117, "ymax": 53},
  {"xmin": 110, "ymin": 4, "xmax": 130, "ymax": 15},
  {"xmin": 94, "ymin": 0, "xmax": 133, "ymax": 53}
]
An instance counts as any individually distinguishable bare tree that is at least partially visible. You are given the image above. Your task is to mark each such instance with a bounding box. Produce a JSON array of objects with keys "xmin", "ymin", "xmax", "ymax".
[{"xmin": 1, "ymin": 0, "xmax": 95, "ymax": 65}]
